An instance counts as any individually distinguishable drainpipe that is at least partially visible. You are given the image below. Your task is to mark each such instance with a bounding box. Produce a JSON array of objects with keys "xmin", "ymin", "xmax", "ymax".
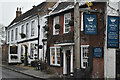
[{"xmin": 38, "ymin": 13, "xmax": 40, "ymax": 60}]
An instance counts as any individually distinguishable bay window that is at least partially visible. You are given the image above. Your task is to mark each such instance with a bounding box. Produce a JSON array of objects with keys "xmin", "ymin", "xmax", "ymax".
[{"xmin": 50, "ymin": 47, "xmax": 61, "ymax": 66}]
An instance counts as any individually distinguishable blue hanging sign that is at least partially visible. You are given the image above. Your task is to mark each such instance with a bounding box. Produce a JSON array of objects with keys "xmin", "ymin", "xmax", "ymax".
[
  {"xmin": 84, "ymin": 13, "xmax": 97, "ymax": 35},
  {"xmin": 107, "ymin": 16, "xmax": 119, "ymax": 48},
  {"xmin": 94, "ymin": 47, "xmax": 103, "ymax": 58}
]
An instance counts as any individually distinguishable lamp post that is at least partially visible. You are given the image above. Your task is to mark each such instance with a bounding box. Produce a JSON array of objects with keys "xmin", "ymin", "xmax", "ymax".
[{"xmin": 37, "ymin": 12, "xmax": 40, "ymax": 60}]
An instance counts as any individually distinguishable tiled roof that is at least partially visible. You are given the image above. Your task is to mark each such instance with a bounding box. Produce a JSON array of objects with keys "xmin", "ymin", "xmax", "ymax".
[
  {"xmin": 52, "ymin": 2, "xmax": 74, "ymax": 13},
  {"xmin": 8, "ymin": 2, "xmax": 47, "ymax": 27}
]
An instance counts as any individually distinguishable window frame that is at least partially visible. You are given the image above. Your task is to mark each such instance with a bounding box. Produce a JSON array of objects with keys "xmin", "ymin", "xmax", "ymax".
[
  {"xmin": 26, "ymin": 23, "xmax": 29, "ymax": 37},
  {"xmin": 15, "ymin": 28, "xmax": 18, "ymax": 40},
  {"xmin": 64, "ymin": 13, "xmax": 71, "ymax": 34},
  {"xmin": 81, "ymin": 45, "xmax": 89, "ymax": 69},
  {"xmin": 31, "ymin": 21, "xmax": 35, "ymax": 36},
  {"xmin": 21, "ymin": 25, "xmax": 24, "ymax": 33},
  {"xmin": 7, "ymin": 31, "xmax": 10, "ymax": 42},
  {"xmin": 11, "ymin": 29, "xmax": 14, "ymax": 41},
  {"xmin": 50, "ymin": 47, "xmax": 61, "ymax": 66},
  {"xmin": 53, "ymin": 16, "xmax": 59, "ymax": 35},
  {"xmin": 81, "ymin": 12, "xmax": 84, "ymax": 31}
]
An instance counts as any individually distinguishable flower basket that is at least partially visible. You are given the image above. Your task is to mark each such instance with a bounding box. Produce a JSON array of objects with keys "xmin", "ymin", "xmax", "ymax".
[
  {"xmin": 39, "ymin": 45, "xmax": 43, "ymax": 49},
  {"xmin": 43, "ymin": 25, "xmax": 49, "ymax": 31},
  {"xmin": 20, "ymin": 33, "xmax": 26, "ymax": 38},
  {"xmin": 11, "ymin": 55, "xmax": 18, "ymax": 59},
  {"xmin": 68, "ymin": 19, "xmax": 74, "ymax": 26},
  {"xmin": 55, "ymin": 24, "xmax": 60, "ymax": 29}
]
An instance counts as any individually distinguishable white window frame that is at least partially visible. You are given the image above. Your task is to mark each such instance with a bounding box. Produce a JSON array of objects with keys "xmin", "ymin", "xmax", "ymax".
[
  {"xmin": 50, "ymin": 47, "xmax": 61, "ymax": 66},
  {"xmin": 15, "ymin": 28, "xmax": 18, "ymax": 40},
  {"xmin": 81, "ymin": 45, "xmax": 89, "ymax": 69},
  {"xmin": 31, "ymin": 21, "xmax": 35, "ymax": 36},
  {"xmin": 81, "ymin": 12, "xmax": 84, "ymax": 31},
  {"xmin": 64, "ymin": 13, "xmax": 71, "ymax": 33},
  {"xmin": 11, "ymin": 29, "xmax": 14, "ymax": 41},
  {"xmin": 53, "ymin": 16, "xmax": 59, "ymax": 35},
  {"xmin": 7, "ymin": 31, "xmax": 10, "ymax": 42},
  {"xmin": 21, "ymin": 25, "xmax": 24, "ymax": 33},
  {"xmin": 26, "ymin": 23, "xmax": 29, "ymax": 37}
]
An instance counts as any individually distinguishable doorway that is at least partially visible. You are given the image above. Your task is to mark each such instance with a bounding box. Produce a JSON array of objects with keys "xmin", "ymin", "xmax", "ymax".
[
  {"xmin": 63, "ymin": 46, "xmax": 73, "ymax": 76},
  {"xmin": 66, "ymin": 50, "xmax": 71, "ymax": 75},
  {"xmin": 116, "ymin": 50, "xmax": 120, "ymax": 79}
]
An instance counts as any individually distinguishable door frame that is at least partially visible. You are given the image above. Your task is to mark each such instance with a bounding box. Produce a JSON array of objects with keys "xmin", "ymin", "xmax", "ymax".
[{"xmin": 62, "ymin": 46, "xmax": 73, "ymax": 76}]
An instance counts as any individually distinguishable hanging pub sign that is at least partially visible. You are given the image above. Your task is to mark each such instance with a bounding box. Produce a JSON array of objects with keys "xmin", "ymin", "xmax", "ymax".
[
  {"xmin": 93, "ymin": 47, "xmax": 103, "ymax": 58},
  {"xmin": 107, "ymin": 16, "xmax": 119, "ymax": 48},
  {"xmin": 84, "ymin": 13, "xmax": 97, "ymax": 35}
]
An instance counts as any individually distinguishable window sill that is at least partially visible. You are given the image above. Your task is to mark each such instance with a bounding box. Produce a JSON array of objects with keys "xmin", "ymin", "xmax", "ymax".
[{"xmin": 50, "ymin": 64, "xmax": 61, "ymax": 67}]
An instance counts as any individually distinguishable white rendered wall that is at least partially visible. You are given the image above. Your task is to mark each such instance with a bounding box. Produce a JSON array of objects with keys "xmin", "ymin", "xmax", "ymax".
[{"xmin": 104, "ymin": 2, "xmax": 119, "ymax": 78}]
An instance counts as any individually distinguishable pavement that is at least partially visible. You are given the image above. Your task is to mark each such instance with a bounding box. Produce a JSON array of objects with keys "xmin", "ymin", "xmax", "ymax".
[{"xmin": 1, "ymin": 63, "xmax": 60, "ymax": 79}]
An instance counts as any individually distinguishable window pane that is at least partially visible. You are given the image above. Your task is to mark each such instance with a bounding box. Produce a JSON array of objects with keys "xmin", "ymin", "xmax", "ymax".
[
  {"xmin": 31, "ymin": 21, "xmax": 35, "ymax": 36},
  {"xmin": 54, "ymin": 16, "xmax": 59, "ymax": 35},
  {"xmin": 51, "ymin": 48, "xmax": 55, "ymax": 64},
  {"xmin": 81, "ymin": 46, "xmax": 89, "ymax": 69},
  {"xmin": 21, "ymin": 25, "xmax": 24, "ymax": 33},
  {"xmin": 64, "ymin": 13, "xmax": 71, "ymax": 33},
  {"xmin": 56, "ymin": 48, "xmax": 60, "ymax": 64},
  {"xmin": 26, "ymin": 23, "xmax": 29, "ymax": 37},
  {"xmin": 15, "ymin": 28, "xmax": 18, "ymax": 40}
]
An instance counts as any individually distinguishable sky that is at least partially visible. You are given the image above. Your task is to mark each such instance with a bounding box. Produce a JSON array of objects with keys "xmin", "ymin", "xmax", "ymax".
[
  {"xmin": 0, "ymin": 0, "xmax": 120, "ymax": 26},
  {"xmin": 0, "ymin": 0, "xmax": 45, "ymax": 26}
]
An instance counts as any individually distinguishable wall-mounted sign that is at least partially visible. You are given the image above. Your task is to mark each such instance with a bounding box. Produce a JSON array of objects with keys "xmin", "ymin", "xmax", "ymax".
[
  {"xmin": 84, "ymin": 13, "xmax": 97, "ymax": 35},
  {"xmin": 107, "ymin": 16, "xmax": 119, "ymax": 48},
  {"xmin": 94, "ymin": 47, "xmax": 103, "ymax": 58}
]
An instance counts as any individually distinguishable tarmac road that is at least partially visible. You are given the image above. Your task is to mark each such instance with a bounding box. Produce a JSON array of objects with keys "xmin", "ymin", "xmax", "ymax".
[{"xmin": 2, "ymin": 66, "xmax": 33, "ymax": 79}]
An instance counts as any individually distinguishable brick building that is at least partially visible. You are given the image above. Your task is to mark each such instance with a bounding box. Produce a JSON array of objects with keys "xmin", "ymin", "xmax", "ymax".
[{"xmin": 46, "ymin": 1, "xmax": 106, "ymax": 78}]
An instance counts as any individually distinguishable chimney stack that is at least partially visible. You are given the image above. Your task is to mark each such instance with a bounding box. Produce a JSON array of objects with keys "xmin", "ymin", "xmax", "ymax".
[{"xmin": 16, "ymin": 7, "xmax": 22, "ymax": 17}]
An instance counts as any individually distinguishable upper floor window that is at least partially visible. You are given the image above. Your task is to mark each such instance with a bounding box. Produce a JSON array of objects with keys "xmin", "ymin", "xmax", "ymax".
[
  {"xmin": 50, "ymin": 47, "xmax": 61, "ymax": 66},
  {"xmin": 21, "ymin": 25, "xmax": 24, "ymax": 33},
  {"xmin": 8, "ymin": 31, "xmax": 10, "ymax": 42},
  {"xmin": 64, "ymin": 13, "xmax": 71, "ymax": 33},
  {"xmin": 26, "ymin": 23, "xmax": 29, "ymax": 37},
  {"xmin": 81, "ymin": 45, "xmax": 89, "ymax": 69},
  {"xmin": 53, "ymin": 16, "xmax": 59, "ymax": 35},
  {"xmin": 31, "ymin": 21, "xmax": 35, "ymax": 36},
  {"xmin": 81, "ymin": 12, "xmax": 84, "ymax": 31},
  {"xmin": 11, "ymin": 30, "xmax": 14, "ymax": 41},
  {"xmin": 15, "ymin": 28, "xmax": 18, "ymax": 40}
]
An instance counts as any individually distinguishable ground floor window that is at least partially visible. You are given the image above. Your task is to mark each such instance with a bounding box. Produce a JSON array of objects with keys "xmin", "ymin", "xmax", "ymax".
[
  {"xmin": 50, "ymin": 47, "xmax": 61, "ymax": 66},
  {"xmin": 81, "ymin": 45, "xmax": 89, "ymax": 69},
  {"xmin": 30, "ymin": 43, "xmax": 35, "ymax": 59}
]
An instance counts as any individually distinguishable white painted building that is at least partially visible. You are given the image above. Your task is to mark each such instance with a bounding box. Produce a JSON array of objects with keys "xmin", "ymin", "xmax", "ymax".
[
  {"xmin": 104, "ymin": 1, "xmax": 120, "ymax": 79},
  {"xmin": 6, "ymin": 2, "xmax": 56, "ymax": 64}
]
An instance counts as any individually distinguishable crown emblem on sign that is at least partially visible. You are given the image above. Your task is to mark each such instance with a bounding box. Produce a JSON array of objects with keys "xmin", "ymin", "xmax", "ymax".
[
  {"xmin": 110, "ymin": 18, "xmax": 116, "ymax": 23},
  {"xmin": 87, "ymin": 17, "xmax": 94, "ymax": 22}
]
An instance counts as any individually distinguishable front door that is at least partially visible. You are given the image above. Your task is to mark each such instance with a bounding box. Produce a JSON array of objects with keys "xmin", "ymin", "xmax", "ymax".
[
  {"xmin": 116, "ymin": 50, "xmax": 120, "ymax": 79},
  {"xmin": 66, "ymin": 50, "xmax": 71, "ymax": 75}
]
